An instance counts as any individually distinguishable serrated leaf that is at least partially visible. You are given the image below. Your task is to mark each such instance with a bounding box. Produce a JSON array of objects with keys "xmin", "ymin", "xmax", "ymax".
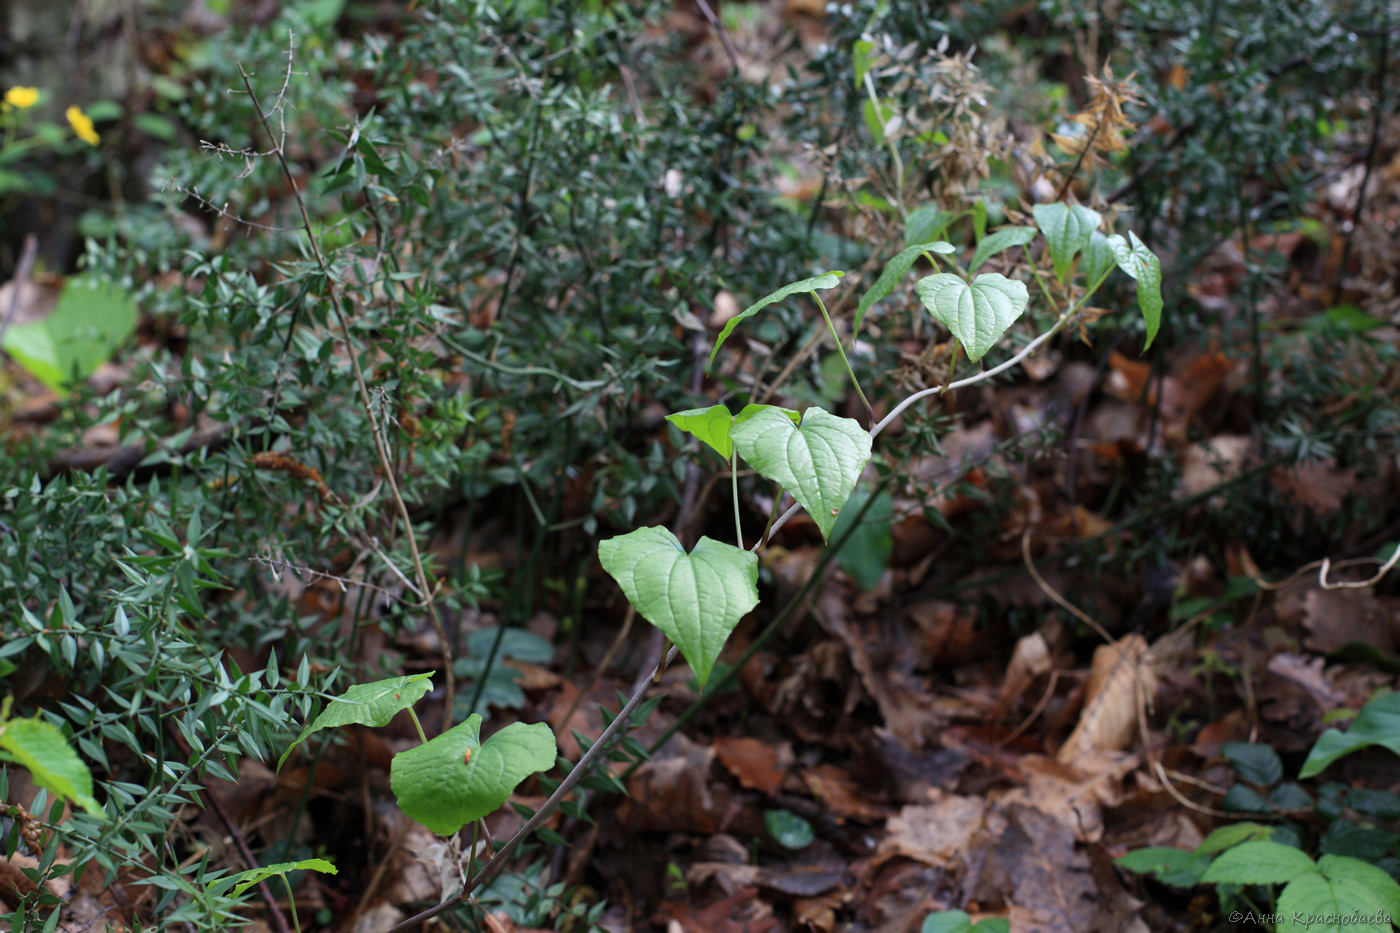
[
  {"xmin": 916, "ymin": 273, "xmax": 1029, "ymax": 362},
  {"xmin": 667, "ymin": 405, "xmax": 736, "ymax": 460},
  {"xmin": 1200, "ymin": 841, "xmax": 1317, "ymax": 886},
  {"xmin": 1277, "ymin": 868, "xmax": 1395, "ymax": 933},
  {"xmin": 968, "ymin": 226, "xmax": 1036, "ymax": 274},
  {"xmin": 598, "ymin": 527, "xmax": 759, "ymax": 686},
  {"xmin": 279, "ymin": 672, "xmax": 433, "ymax": 770},
  {"xmin": 1223, "ymin": 742, "xmax": 1284, "ymax": 785},
  {"xmin": 1106, "ymin": 232, "xmax": 1163, "ymax": 350},
  {"xmin": 0, "ymin": 718, "xmax": 104, "ymax": 819},
  {"xmin": 390, "ymin": 715, "xmax": 555, "ymax": 835},
  {"xmin": 729, "ymin": 407, "xmax": 872, "ymax": 540},
  {"xmin": 709, "ymin": 272, "xmax": 843, "ymax": 369},
  {"xmin": 1114, "ymin": 847, "xmax": 1212, "ymax": 889},
  {"xmin": 2, "ymin": 276, "xmax": 137, "ymax": 391},
  {"xmin": 1318, "ymin": 855, "xmax": 1400, "ymax": 919},
  {"xmin": 1033, "ymin": 203, "xmax": 1101, "ymax": 284},
  {"xmin": 229, "ymin": 858, "xmax": 337, "ymax": 897},
  {"xmin": 1081, "ymin": 231, "xmax": 1115, "ymax": 290},
  {"xmin": 906, "ymin": 205, "xmax": 956, "ymax": 246},
  {"xmin": 855, "ymin": 241, "xmax": 954, "ymax": 332}
]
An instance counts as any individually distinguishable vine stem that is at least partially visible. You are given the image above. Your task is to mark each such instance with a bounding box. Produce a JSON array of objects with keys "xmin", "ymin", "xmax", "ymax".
[
  {"xmin": 385, "ymin": 645, "xmax": 679, "ymax": 933},
  {"xmin": 237, "ymin": 56, "xmax": 454, "ymax": 722},
  {"xmin": 814, "ymin": 292, "xmax": 874, "ymax": 425},
  {"xmin": 755, "ymin": 305, "xmax": 1079, "ymax": 551},
  {"xmin": 731, "ymin": 453, "xmax": 743, "ymax": 549}
]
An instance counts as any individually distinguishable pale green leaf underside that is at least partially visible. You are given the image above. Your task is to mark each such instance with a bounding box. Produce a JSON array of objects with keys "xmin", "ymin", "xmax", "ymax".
[
  {"xmin": 0, "ymin": 718, "xmax": 104, "ymax": 818},
  {"xmin": 1106, "ymin": 232, "xmax": 1163, "ymax": 350},
  {"xmin": 916, "ymin": 273, "xmax": 1029, "ymax": 362},
  {"xmin": 1200, "ymin": 841, "xmax": 1317, "ymax": 886},
  {"xmin": 1033, "ymin": 203, "xmax": 1101, "ymax": 283},
  {"xmin": 968, "ymin": 226, "xmax": 1036, "ymax": 274},
  {"xmin": 230, "ymin": 858, "xmax": 337, "ymax": 896},
  {"xmin": 854, "ymin": 241, "xmax": 953, "ymax": 332},
  {"xmin": 279, "ymin": 672, "xmax": 434, "ymax": 770},
  {"xmin": 598, "ymin": 527, "xmax": 759, "ymax": 686},
  {"xmin": 729, "ymin": 407, "xmax": 872, "ymax": 540},
  {"xmin": 709, "ymin": 271, "xmax": 843, "ymax": 369},
  {"xmin": 390, "ymin": 715, "xmax": 556, "ymax": 836}
]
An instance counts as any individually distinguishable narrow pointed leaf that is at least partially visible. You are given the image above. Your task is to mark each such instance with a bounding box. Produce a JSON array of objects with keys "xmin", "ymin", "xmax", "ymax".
[
  {"xmin": 1033, "ymin": 203, "xmax": 1101, "ymax": 283},
  {"xmin": 390, "ymin": 714, "xmax": 556, "ymax": 835},
  {"xmin": 708, "ymin": 272, "xmax": 843, "ymax": 369},
  {"xmin": 0, "ymin": 718, "xmax": 104, "ymax": 819},
  {"xmin": 598, "ymin": 527, "xmax": 759, "ymax": 686},
  {"xmin": 279, "ymin": 672, "xmax": 434, "ymax": 770},
  {"xmin": 968, "ymin": 226, "xmax": 1036, "ymax": 274},
  {"xmin": 230, "ymin": 859, "xmax": 337, "ymax": 897},
  {"xmin": 1106, "ymin": 232, "xmax": 1163, "ymax": 350},
  {"xmin": 916, "ymin": 273, "xmax": 1029, "ymax": 362},
  {"xmin": 855, "ymin": 241, "xmax": 954, "ymax": 332},
  {"xmin": 729, "ymin": 407, "xmax": 872, "ymax": 540},
  {"xmin": 666, "ymin": 405, "xmax": 736, "ymax": 460}
]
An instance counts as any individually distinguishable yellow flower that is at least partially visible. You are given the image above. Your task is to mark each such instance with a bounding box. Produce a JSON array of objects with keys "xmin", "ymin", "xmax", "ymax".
[
  {"xmin": 4, "ymin": 86, "xmax": 40, "ymax": 109},
  {"xmin": 66, "ymin": 105, "xmax": 100, "ymax": 146}
]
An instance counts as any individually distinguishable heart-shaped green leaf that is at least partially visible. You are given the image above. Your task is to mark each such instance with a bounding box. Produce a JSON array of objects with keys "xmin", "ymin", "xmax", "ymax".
[
  {"xmin": 1033, "ymin": 203, "xmax": 1101, "ymax": 283},
  {"xmin": 916, "ymin": 273, "xmax": 1029, "ymax": 362},
  {"xmin": 1081, "ymin": 230, "xmax": 1116, "ymax": 291},
  {"xmin": 666, "ymin": 404, "xmax": 800, "ymax": 461},
  {"xmin": 709, "ymin": 272, "xmax": 843, "ymax": 369},
  {"xmin": 0, "ymin": 717, "xmax": 104, "ymax": 819},
  {"xmin": 598, "ymin": 527, "xmax": 759, "ymax": 686},
  {"xmin": 729, "ymin": 407, "xmax": 872, "ymax": 540},
  {"xmin": 968, "ymin": 226, "xmax": 1036, "ymax": 274},
  {"xmin": 391, "ymin": 714, "xmax": 556, "ymax": 836},
  {"xmin": 279, "ymin": 672, "xmax": 434, "ymax": 770},
  {"xmin": 1106, "ymin": 232, "xmax": 1163, "ymax": 350},
  {"xmin": 855, "ymin": 241, "xmax": 954, "ymax": 333},
  {"xmin": 2, "ymin": 276, "xmax": 138, "ymax": 391}
]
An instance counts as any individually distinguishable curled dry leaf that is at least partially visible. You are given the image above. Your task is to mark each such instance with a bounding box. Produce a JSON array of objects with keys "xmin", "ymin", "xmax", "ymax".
[
  {"xmin": 995, "ymin": 630, "xmax": 1053, "ymax": 716},
  {"xmin": 874, "ymin": 790, "xmax": 987, "ymax": 868},
  {"xmin": 1057, "ymin": 634, "xmax": 1153, "ymax": 764}
]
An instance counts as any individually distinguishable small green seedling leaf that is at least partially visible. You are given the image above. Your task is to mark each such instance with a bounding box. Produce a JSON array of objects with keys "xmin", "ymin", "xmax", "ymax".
[
  {"xmin": 905, "ymin": 205, "xmax": 956, "ymax": 245},
  {"xmin": 730, "ymin": 407, "xmax": 873, "ymax": 541},
  {"xmin": 709, "ymin": 272, "xmax": 843, "ymax": 369},
  {"xmin": 390, "ymin": 714, "xmax": 555, "ymax": 836},
  {"xmin": 764, "ymin": 809, "xmax": 815, "ymax": 849},
  {"xmin": 855, "ymin": 241, "xmax": 955, "ymax": 332},
  {"xmin": 1033, "ymin": 203, "xmax": 1101, "ymax": 284},
  {"xmin": 667, "ymin": 405, "xmax": 737, "ymax": 460},
  {"xmin": 598, "ymin": 527, "xmax": 759, "ymax": 686},
  {"xmin": 1200, "ymin": 840, "xmax": 1317, "ymax": 886},
  {"xmin": 967, "ymin": 226, "xmax": 1036, "ymax": 275},
  {"xmin": 279, "ymin": 672, "xmax": 434, "ymax": 770},
  {"xmin": 921, "ymin": 910, "xmax": 1010, "ymax": 933},
  {"xmin": 1195, "ymin": 822, "xmax": 1275, "ymax": 854},
  {"xmin": 1081, "ymin": 231, "xmax": 1115, "ymax": 291},
  {"xmin": 2, "ymin": 276, "xmax": 138, "ymax": 391},
  {"xmin": 1223, "ymin": 741, "xmax": 1284, "ymax": 785},
  {"xmin": 0, "ymin": 717, "xmax": 104, "ymax": 819},
  {"xmin": 229, "ymin": 859, "xmax": 337, "ymax": 897},
  {"xmin": 1300, "ymin": 691, "xmax": 1400, "ymax": 779},
  {"xmin": 916, "ymin": 273, "xmax": 1029, "ymax": 362},
  {"xmin": 863, "ymin": 97, "xmax": 896, "ymax": 145},
  {"xmin": 1105, "ymin": 232, "xmax": 1163, "ymax": 350}
]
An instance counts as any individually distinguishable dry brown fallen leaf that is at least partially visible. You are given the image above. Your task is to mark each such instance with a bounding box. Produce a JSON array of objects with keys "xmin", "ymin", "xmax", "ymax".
[
  {"xmin": 873, "ymin": 789, "xmax": 987, "ymax": 869},
  {"xmin": 1057, "ymin": 634, "xmax": 1154, "ymax": 764},
  {"xmin": 713, "ymin": 735, "xmax": 792, "ymax": 797}
]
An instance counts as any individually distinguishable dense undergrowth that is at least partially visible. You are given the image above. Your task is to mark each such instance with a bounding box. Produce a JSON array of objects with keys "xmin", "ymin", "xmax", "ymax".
[{"xmin": 1, "ymin": 0, "xmax": 1397, "ymax": 929}]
